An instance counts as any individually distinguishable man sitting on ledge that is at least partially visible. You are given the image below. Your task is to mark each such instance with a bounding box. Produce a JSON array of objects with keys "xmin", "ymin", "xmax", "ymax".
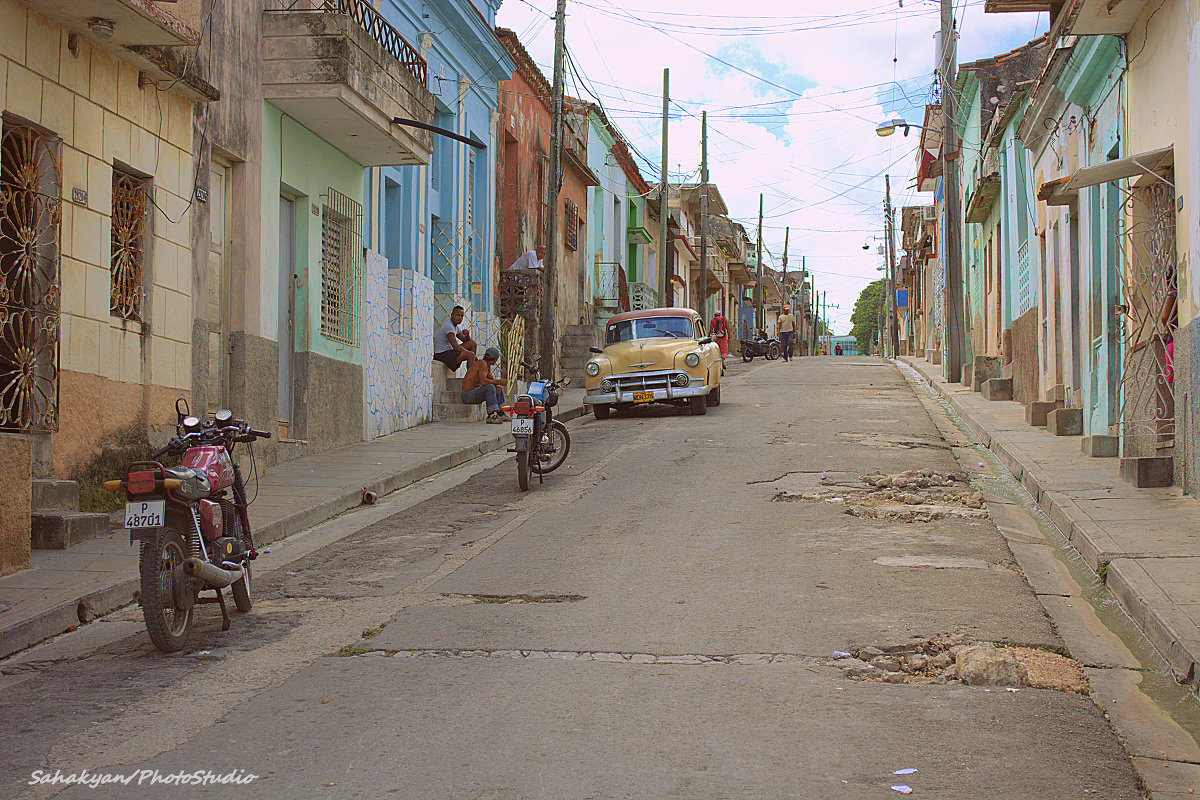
[
  {"xmin": 461, "ymin": 347, "xmax": 508, "ymax": 424},
  {"xmin": 433, "ymin": 305, "xmax": 478, "ymax": 371}
]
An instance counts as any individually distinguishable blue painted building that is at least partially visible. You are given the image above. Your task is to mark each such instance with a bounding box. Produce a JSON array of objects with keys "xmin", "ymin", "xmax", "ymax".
[{"xmin": 361, "ymin": 0, "xmax": 513, "ymax": 433}]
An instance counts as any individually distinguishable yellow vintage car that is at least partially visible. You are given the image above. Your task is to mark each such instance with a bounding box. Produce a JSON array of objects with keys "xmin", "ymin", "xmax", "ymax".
[{"xmin": 583, "ymin": 308, "xmax": 722, "ymax": 419}]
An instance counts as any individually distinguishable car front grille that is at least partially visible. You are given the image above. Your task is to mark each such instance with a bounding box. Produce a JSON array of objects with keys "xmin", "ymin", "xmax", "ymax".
[{"xmin": 612, "ymin": 371, "xmax": 679, "ymax": 392}]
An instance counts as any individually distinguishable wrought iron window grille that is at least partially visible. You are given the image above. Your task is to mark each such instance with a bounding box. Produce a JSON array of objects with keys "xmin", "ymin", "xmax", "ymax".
[
  {"xmin": 321, "ymin": 187, "xmax": 363, "ymax": 347},
  {"xmin": 0, "ymin": 118, "xmax": 62, "ymax": 432},
  {"xmin": 111, "ymin": 169, "xmax": 147, "ymax": 323}
]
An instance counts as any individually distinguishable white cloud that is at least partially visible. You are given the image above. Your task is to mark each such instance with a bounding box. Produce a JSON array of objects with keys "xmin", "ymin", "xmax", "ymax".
[{"xmin": 496, "ymin": 0, "xmax": 1048, "ymax": 333}]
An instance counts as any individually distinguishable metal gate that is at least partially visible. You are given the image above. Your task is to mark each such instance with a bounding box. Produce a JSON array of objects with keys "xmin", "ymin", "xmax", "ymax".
[
  {"xmin": 1115, "ymin": 177, "xmax": 1176, "ymax": 451},
  {"xmin": 431, "ymin": 220, "xmax": 481, "ymax": 324},
  {"xmin": 0, "ymin": 122, "xmax": 61, "ymax": 432}
]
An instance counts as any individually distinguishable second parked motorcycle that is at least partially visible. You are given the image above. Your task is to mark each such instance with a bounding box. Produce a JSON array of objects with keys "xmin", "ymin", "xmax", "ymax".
[
  {"xmin": 740, "ymin": 330, "xmax": 781, "ymax": 362},
  {"xmin": 505, "ymin": 361, "xmax": 571, "ymax": 491}
]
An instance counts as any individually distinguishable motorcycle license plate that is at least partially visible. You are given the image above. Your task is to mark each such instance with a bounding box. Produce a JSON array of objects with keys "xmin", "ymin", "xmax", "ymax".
[
  {"xmin": 511, "ymin": 417, "xmax": 534, "ymax": 435},
  {"xmin": 633, "ymin": 391, "xmax": 654, "ymax": 403},
  {"xmin": 124, "ymin": 500, "xmax": 165, "ymax": 529}
]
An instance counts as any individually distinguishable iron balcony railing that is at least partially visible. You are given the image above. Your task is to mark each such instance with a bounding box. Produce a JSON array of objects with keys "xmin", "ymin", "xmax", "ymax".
[{"xmin": 268, "ymin": 0, "xmax": 427, "ymax": 86}]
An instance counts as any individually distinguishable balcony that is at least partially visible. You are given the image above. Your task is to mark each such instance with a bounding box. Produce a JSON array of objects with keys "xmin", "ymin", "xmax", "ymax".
[
  {"xmin": 263, "ymin": 0, "xmax": 435, "ymax": 166},
  {"xmin": 21, "ymin": 0, "xmax": 202, "ymax": 48}
]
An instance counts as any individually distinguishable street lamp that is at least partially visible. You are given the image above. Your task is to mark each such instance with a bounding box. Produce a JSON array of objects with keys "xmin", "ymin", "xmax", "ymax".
[{"xmin": 875, "ymin": 118, "xmax": 925, "ymax": 138}]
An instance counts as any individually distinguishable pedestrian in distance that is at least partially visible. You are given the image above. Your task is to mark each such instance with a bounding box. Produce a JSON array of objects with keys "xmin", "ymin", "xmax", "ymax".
[
  {"xmin": 777, "ymin": 305, "xmax": 795, "ymax": 362},
  {"xmin": 835, "ymin": 342, "xmax": 843, "ymax": 356},
  {"xmin": 461, "ymin": 347, "xmax": 508, "ymax": 423},
  {"xmin": 433, "ymin": 305, "xmax": 478, "ymax": 371},
  {"xmin": 710, "ymin": 310, "xmax": 730, "ymax": 363}
]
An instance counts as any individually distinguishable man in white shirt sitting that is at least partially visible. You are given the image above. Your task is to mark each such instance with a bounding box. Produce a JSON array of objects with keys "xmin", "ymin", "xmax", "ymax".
[
  {"xmin": 433, "ymin": 305, "xmax": 478, "ymax": 371},
  {"xmin": 507, "ymin": 245, "xmax": 544, "ymax": 273}
]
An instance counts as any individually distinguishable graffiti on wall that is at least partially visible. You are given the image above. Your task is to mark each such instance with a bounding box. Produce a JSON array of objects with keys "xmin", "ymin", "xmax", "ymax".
[{"xmin": 363, "ymin": 250, "xmax": 435, "ymax": 439}]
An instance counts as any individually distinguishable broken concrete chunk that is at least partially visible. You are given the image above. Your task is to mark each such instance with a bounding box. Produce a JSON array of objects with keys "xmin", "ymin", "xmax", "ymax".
[{"xmin": 954, "ymin": 643, "xmax": 1029, "ymax": 687}]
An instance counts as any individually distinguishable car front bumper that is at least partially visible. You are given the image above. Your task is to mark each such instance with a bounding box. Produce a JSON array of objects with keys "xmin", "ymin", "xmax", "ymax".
[{"xmin": 584, "ymin": 379, "xmax": 710, "ymax": 405}]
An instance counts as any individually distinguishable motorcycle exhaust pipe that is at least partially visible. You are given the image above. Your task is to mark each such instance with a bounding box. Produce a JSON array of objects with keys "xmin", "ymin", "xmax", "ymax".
[{"xmin": 183, "ymin": 557, "xmax": 243, "ymax": 588}]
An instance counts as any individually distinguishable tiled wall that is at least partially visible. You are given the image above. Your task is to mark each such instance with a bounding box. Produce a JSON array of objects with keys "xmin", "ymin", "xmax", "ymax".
[{"xmin": 363, "ymin": 250, "xmax": 435, "ymax": 438}]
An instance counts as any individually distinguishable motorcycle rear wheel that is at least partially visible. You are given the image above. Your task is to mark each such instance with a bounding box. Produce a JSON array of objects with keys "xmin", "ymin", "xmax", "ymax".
[
  {"xmin": 517, "ymin": 449, "xmax": 530, "ymax": 491},
  {"xmin": 767, "ymin": 342, "xmax": 781, "ymax": 360},
  {"xmin": 532, "ymin": 421, "xmax": 570, "ymax": 474},
  {"xmin": 742, "ymin": 351, "xmax": 753, "ymax": 362},
  {"xmin": 139, "ymin": 527, "xmax": 194, "ymax": 652}
]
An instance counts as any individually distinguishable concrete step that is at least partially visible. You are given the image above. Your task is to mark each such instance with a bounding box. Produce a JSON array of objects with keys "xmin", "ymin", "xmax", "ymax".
[
  {"xmin": 1082, "ymin": 435, "xmax": 1118, "ymax": 458},
  {"xmin": 981, "ymin": 377, "xmax": 1012, "ymax": 401},
  {"xmin": 1025, "ymin": 400, "xmax": 1063, "ymax": 427},
  {"xmin": 433, "ymin": 403, "xmax": 487, "ymax": 423},
  {"xmin": 32, "ymin": 479, "xmax": 79, "ymax": 512},
  {"xmin": 1120, "ymin": 456, "xmax": 1173, "ymax": 487},
  {"xmin": 31, "ymin": 512, "xmax": 114, "ymax": 549},
  {"xmin": 1047, "ymin": 407, "xmax": 1083, "ymax": 436}
]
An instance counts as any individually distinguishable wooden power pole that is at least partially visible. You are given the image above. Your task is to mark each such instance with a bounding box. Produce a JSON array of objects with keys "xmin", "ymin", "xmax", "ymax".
[
  {"xmin": 698, "ymin": 110, "xmax": 708, "ymax": 323},
  {"xmin": 940, "ymin": 0, "xmax": 965, "ymax": 380},
  {"xmin": 658, "ymin": 68, "xmax": 669, "ymax": 307},
  {"xmin": 539, "ymin": 0, "xmax": 567, "ymax": 373}
]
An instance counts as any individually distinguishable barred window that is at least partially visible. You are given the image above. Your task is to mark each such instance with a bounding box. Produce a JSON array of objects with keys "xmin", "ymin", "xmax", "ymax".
[
  {"xmin": 320, "ymin": 188, "xmax": 363, "ymax": 346},
  {"xmin": 564, "ymin": 199, "xmax": 578, "ymax": 251},
  {"xmin": 111, "ymin": 169, "xmax": 146, "ymax": 322}
]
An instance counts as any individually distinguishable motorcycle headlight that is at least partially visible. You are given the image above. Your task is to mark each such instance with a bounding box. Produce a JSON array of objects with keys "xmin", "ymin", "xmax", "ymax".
[
  {"xmin": 585, "ymin": 361, "xmax": 601, "ymax": 377},
  {"xmin": 685, "ymin": 352, "xmax": 701, "ymax": 368}
]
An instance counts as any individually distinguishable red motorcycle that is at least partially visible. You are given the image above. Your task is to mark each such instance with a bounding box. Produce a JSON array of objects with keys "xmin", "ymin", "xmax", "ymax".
[{"xmin": 105, "ymin": 400, "xmax": 271, "ymax": 652}]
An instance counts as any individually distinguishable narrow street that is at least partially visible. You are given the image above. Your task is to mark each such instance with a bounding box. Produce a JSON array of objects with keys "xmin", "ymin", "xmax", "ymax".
[{"xmin": 0, "ymin": 359, "xmax": 1153, "ymax": 798}]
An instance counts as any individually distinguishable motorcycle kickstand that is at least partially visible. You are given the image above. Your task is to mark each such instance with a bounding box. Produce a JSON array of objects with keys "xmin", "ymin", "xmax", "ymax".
[{"xmin": 216, "ymin": 588, "xmax": 231, "ymax": 631}]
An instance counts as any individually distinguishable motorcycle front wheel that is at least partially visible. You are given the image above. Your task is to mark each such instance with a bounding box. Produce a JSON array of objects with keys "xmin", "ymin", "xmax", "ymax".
[
  {"xmin": 517, "ymin": 448, "xmax": 531, "ymax": 491},
  {"xmin": 532, "ymin": 420, "xmax": 570, "ymax": 474},
  {"xmin": 139, "ymin": 527, "xmax": 194, "ymax": 652},
  {"xmin": 742, "ymin": 351, "xmax": 753, "ymax": 362},
  {"xmin": 232, "ymin": 562, "xmax": 252, "ymax": 612}
]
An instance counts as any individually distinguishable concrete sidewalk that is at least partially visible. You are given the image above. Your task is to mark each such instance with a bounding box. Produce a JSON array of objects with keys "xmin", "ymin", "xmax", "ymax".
[
  {"xmin": 902, "ymin": 356, "xmax": 1200, "ymax": 690},
  {"xmin": 0, "ymin": 390, "xmax": 587, "ymax": 660}
]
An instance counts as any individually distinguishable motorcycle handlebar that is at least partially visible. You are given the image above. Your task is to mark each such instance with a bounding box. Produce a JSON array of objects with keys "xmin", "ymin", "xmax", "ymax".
[
  {"xmin": 151, "ymin": 443, "xmax": 171, "ymax": 460},
  {"xmin": 248, "ymin": 428, "xmax": 271, "ymax": 439}
]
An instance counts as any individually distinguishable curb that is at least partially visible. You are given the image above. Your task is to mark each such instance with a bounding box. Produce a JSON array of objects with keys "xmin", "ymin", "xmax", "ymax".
[
  {"xmin": 0, "ymin": 402, "xmax": 587, "ymax": 661},
  {"xmin": 900, "ymin": 358, "xmax": 1200, "ymax": 688}
]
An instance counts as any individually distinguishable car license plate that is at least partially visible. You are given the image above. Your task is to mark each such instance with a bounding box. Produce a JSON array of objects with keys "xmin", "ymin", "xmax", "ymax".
[
  {"xmin": 511, "ymin": 417, "xmax": 534, "ymax": 435},
  {"xmin": 124, "ymin": 500, "xmax": 165, "ymax": 529},
  {"xmin": 633, "ymin": 391, "xmax": 654, "ymax": 403}
]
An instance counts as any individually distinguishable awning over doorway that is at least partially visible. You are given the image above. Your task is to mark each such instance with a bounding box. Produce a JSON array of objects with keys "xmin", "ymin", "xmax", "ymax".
[{"xmin": 1063, "ymin": 147, "xmax": 1173, "ymax": 192}]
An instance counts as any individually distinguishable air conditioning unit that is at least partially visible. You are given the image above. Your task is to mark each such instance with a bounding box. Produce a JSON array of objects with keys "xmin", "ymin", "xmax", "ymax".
[
  {"xmin": 629, "ymin": 281, "xmax": 657, "ymax": 310},
  {"xmin": 922, "ymin": 206, "xmax": 936, "ymax": 221}
]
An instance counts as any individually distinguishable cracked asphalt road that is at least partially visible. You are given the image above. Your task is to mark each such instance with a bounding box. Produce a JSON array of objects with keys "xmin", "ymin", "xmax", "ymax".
[{"xmin": 0, "ymin": 357, "xmax": 1143, "ymax": 799}]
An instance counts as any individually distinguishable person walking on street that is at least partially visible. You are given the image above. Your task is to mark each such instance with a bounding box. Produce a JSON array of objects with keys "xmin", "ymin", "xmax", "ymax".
[
  {"xmin": 777, "ymin": 306, "xmax": 796, "ymax": 362},
  {"xmin": 711, "ymin": 310, "xmax": 730, "ymax": 363}
]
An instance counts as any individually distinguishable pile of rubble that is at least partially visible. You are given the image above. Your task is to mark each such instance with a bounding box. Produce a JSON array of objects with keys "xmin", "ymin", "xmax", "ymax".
[
  {"xmin": 831, "ymin": 633, "xmax": 1087, "ymax": 693},
  {"xmin": 858, "ymin": 469, "xmax": 984, "ymax": 509}
]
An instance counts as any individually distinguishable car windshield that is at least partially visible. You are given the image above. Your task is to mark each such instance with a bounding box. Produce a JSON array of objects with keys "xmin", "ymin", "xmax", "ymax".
[{"xmin": 605, "ymin": 316, "xmax": 694, "ymax": 345}]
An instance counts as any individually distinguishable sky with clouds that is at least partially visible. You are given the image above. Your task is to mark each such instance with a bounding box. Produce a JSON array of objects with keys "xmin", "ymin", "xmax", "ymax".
[{"xmin": 494, "ymin": 0, "xmax": 1049, "ymax": 334}]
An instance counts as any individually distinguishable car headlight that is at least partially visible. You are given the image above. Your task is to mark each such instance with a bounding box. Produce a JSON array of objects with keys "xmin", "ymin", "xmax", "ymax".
[
  {"xmin": 674, "ymin": 372, "xmax": 690, "ymax": 387},
  {"xmin": 600, "ymin": 379, "xmax": 614, "ymax": 393},
  {"xmin": 585, "ymin": 361, "xmax": 601, "ymax": 377},
  {"xmin": 685, "ymin": 352, "xmax": 701, "ymax": 367}
]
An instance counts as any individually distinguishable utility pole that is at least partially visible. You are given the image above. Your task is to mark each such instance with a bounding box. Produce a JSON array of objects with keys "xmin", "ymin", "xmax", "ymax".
[
  {"xmin": 940, "ymin": 0, "xmax": 965, "ymax": 380},
  {"xmin": 755, "ymin": 194, "xmax": 763, "ymax": 331},
  {"xmin": 809, "ymin": 275, "xmax": 817, "ymax": 355},
  {"xmin": 885, "ymin": 174, "xmax": 900, "ymax": 358},
  {"xmin": 698, "ymin": 110, "xmax": 708, "ymax": 323},
  {"xmin": 540, "ymin": 0, "xmax": 567, "ymax": 372},
  {"xmin": 658, "ymin": 68, "xmax": 669, "ymax": 308}
]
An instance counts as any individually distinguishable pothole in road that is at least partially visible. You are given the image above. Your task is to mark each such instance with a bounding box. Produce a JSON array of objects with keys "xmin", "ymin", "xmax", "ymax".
[
  {"xmin": 767, "ymin": 468, "xmax": 989, "ymax": 522},
  {"xmin": 828, "ymin": 632, "xmax": 1087, "ymax": 693},
  {"xmin": 835, "ymin": 431, "xmax": 952, "ymax": 450}
]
